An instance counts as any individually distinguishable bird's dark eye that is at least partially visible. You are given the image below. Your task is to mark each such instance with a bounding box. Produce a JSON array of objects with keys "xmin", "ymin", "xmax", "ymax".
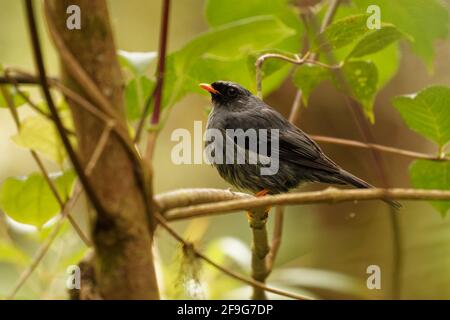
[{"xmin": 227, "ymin": 87, "xmax": 237, "ymax": 97}]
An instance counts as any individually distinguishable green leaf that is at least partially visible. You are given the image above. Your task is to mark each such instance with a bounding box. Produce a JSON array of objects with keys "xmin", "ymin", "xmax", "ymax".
[
  {"xmin": 0, "ymin": 242, "xmax": 30, "ymax": 266},
  {"xmin": 410, "ymin": 160, "xmax": 450, "ymax": 217},
  {"xmin": 0, "ymin": 86, "xmax": 29, "ymax": 109},
  {"xmin": 117, "ymin": 50, "xmax": 157, "ymax": 75},
  {"xmin": 293, "ymin": 64, "xmax": 331, "ymax": 105},
  {"xmin": 124, "ymin": 75, "xmax": 155, "ymax": 121},
  {"xmin": 0, "ymin": 171, "xmax": 76, "ymax": 228},
  {"xmin": 353, "ymin": 0, "xmax": 449, "ymax": 68},
  {"xmin": 331, "ymin": 5, "xmax": 401, "ymax": 91},
  {"xmin": 205, "ymin": 0, "xmax": 288, "ymax": 27},
  {"xmin": 315, "ymin": 14, "xmax": 370, "ymax": 52},
  {"xmin": 393, "ymin": 86, "xmax": 450, "ymax": 147},
  {"xmin": 54, "ymin": 170, "xmax": 76, "ymax": 202},
  {"xmin": 348, "ymin": 25, "xmax": 405, "ymax": 59},
  {"xmin": 165, "ymin": 16, "xmax": 296, "ymax": 107},
  {"xmin": 333, "ymin": 61, "xmax": 378, "ymax": 122},
  {"xmin": 181, "ymin": 16, "xmax": 295, "ymax": 60},
  {"xmin": 11, "ymin": 115, "xmax": 68, "ymax": 165}
]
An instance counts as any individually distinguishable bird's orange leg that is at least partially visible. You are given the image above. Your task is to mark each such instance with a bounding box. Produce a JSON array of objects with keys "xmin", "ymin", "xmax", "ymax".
[{"xmin": 247, "ymin": 189, "xmax": 271, "ymax": 222}]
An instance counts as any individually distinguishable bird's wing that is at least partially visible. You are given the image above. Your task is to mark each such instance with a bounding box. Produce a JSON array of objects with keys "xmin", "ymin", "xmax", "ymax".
[{"xmin": 222, "ymin": 106, "xmax": 341, "ymax": 174}]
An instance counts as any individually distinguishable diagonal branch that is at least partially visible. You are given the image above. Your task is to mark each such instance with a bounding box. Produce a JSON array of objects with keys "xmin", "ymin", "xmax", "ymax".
[
  {"xmin": 24, "ymin": 0, "xmax": 108, "ymax": 217},
  {"xmin": 154, "ymin": 212, "xmax": 311, "ymax": 300}
]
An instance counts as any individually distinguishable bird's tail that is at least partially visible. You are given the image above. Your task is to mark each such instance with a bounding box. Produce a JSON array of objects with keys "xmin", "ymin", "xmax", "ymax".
[{"xmin": 338, "ymin": 169, "xmax": 402, "ymax": 209}]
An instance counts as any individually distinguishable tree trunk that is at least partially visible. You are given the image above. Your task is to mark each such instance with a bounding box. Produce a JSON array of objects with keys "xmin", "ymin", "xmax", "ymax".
[{"xmin": 45, "ymin": 0, "xmax": 159, "ymax": 299}]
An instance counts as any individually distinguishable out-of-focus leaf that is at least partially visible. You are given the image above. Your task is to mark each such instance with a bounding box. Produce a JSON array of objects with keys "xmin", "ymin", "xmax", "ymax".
[
  {"xmin": 54, "ymin": 170, "xmax": 76, "ymax": 202},
  {"xmin": 293, "ymin": 64, "xmax": 331, "ymax": 105},
  {"xmin": 0, "ymin": 86, "xmax": 29, "ymax": 109},
  {"xmin": 315, "ymin": 14, "xmax": 370, "ymax": 52},
  {"xmin": 179, "ymin": 16, "xmax": 295, "ymax": 61},
  {"xmin": 333, "ymin": 61, "xmax": 378, "ymax": 122},
  {"xmin": 347, "ymin": 25, "xmax": 405, "ymax": 59},
  {"xmin": 165, "ymin": 16, "xmax": 296, "ymax": 108},
  {"xmin": 0, "ymin": 171, "xmax": 75, "ymax": 228},
  {"xmin": 0, "ymin": 242, "xmax": 29, "ymax": 265},
  {"xmin": 124, "ymin": 75, "xmax": 155, "ymax": 121},
  {"xmin": 409, "ymin": 160, "xmax": 450, "ymax": 217},
  {"xmin": 353, "ymin": 0, "xmax": 449, "ymax": 68},
  {"xmin": 392, "ymin": 86, "xmax": 450, "ymax": 147},
  {"xmin": 205, "ymin": 237, "xmax": 251, "ymax": 271},
  {"xmin": 271, "ymin": 268, "xmax": 371, "ymax": 299},
  {"xmin": 205, "ymin": 0, "xmax": 288, "ymax": 27},
  {"xmin": 117, "ymin": 50, "xmax": 157, "ymax": 75},
  {"xmin": 11, "ymin": 115, "xmax": 69, "ymax": 165}
]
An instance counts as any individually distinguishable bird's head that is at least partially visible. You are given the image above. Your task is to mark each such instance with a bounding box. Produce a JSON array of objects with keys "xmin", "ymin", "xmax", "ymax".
[{"xmin": 199, "ymin": 81, "xmax": 254, "ymax": 111}]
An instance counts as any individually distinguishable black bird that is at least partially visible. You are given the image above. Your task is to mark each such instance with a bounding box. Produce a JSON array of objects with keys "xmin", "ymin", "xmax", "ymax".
[{"xmin": 200, "ymin": 80, "xmax": 400, "ymax": 208}]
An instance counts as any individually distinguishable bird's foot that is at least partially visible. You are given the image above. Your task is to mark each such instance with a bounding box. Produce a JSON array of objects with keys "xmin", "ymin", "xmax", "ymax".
[{"xmin": 255, "ymin": 189, "xmax": 270, "ymax": 197}]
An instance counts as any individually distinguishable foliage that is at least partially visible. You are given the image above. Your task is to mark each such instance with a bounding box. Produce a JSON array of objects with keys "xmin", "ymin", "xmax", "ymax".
[{"xmin": 0, "ymin": 0, "xmax": 449, "ymax": 300}]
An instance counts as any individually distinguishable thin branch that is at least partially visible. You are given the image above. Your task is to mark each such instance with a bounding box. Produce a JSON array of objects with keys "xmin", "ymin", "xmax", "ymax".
[
  {"xmin": 161, "ymin": 187, "xmax": 450, "ymax": 221},
  {"xmin": 7, "ymin": 124, "xmax": 113, "ymax": 299},
  {"xmin": 150, "ymin": 0, "xmax": 170, "ymax": 126},
  {"xmin": 255, "ymin": 52, "xmax": 341, "ymax": 98},
  {"xmin": 3, "ymin": 69, "xmax": 76, "ymax": 136},
  {"xmin": 25, "ymin": 0, "xmax": 108, "ymax": 217},
  {"xmin": 134, "ymin": 87, "xmax": 156, "ymax": 143},
  {"xmin": 311, "ymin": 134, "xmax": 450, "ymax": 161},
  {"xmin": 1, "ymin": 82, "xmax": 90, "ymax": 246},
  {"xmin": 320, "ymin": 0, "xmax": 341, "ymax": 33},
  {"xmin": 154, "ymin": 212, "xmax": 311, "ymax": 300},
  {"xmin": 142, "ymin": 0, "xmax": 171, "ymax": 161}
]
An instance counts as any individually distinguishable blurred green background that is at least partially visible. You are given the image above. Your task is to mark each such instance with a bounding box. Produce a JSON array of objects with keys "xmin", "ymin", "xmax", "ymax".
[{"xmin": 1, "ymin": 0, "xmax": 450, "ymax": 299}]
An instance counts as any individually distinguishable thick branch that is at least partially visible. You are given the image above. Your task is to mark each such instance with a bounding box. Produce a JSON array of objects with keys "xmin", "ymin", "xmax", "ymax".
[{"xmin": 45, "ymin": 0, "xmax": 159, "ymax": 299}]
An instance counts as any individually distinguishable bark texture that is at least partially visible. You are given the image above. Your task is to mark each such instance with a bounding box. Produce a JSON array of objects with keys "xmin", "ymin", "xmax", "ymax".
[{"xmin": 45, "ymin": 0, "xmax": 159, "ymax": 299}]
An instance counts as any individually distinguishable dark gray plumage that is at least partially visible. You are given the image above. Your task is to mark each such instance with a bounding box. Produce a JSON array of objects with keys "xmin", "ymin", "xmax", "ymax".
[{"xmin": 202, "ymin": 80, "xmax": 400, "ymax": 208}]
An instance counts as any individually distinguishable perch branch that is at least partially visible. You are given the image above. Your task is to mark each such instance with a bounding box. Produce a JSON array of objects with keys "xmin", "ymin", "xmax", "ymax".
[{"xmin": 161, "ymin": 187, "xmax": 450, "ymax": 221}]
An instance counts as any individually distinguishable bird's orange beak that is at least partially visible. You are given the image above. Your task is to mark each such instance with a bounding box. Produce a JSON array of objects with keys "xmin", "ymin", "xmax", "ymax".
[{"xmin": 199, "ymin": 83, "xmax": 220, "ymax": 95}]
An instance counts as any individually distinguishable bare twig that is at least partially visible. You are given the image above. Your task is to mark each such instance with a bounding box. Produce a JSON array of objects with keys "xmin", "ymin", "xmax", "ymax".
[
  {"xmin": 255, "ymin": 52, "xmax": 341, "ymax": 98},
  {"xmin": 154, "ymin": 212, "xmax": 311, "ymax": 300},
  {"xmin": 142, "ymin": 0, "xmax": 171, "ymax": 161},
  {"xmin": 162, "ymin": 187, "xmax": 450, "ymax": 221},
  {"xmin": 311, "ymin": 135, "xmax": 450, "ymax": 161}
]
